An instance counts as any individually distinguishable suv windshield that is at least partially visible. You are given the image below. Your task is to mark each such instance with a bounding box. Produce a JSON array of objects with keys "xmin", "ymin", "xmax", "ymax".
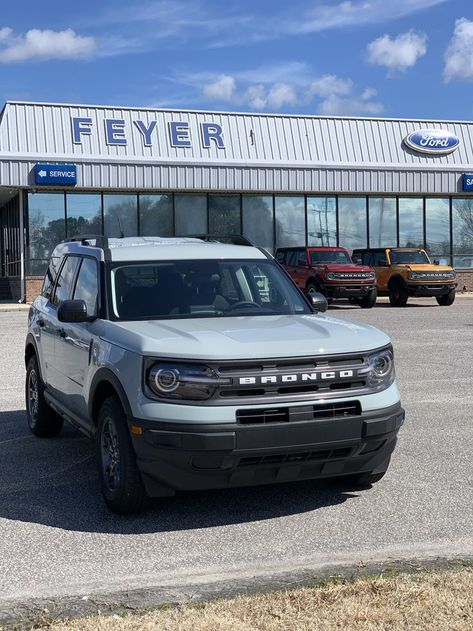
[
  {"xmin": 110, "ymin": 259, "xmax": 311, "ymax": 320},
  {"xmin": 389, "ymin": 250, "xmax": 430, "ymax": 265},
  {"xmin": 309, "ymin": 250, "xmax": 351, "ymax": 264}
]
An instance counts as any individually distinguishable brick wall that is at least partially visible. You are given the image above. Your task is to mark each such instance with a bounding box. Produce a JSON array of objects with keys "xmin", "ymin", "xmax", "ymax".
[
  {"xmin": 455, "ymin": 270, "xmax": 473, "ymax": 292},
  {"xmin": 25, "ymin": 276, "xmax": 43, "ymax": 303}
]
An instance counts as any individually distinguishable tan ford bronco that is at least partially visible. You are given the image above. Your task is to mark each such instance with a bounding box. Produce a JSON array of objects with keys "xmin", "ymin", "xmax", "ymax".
[{"xmin": 352, "ymin": 247, "xmax": 457, "ymax": 307}]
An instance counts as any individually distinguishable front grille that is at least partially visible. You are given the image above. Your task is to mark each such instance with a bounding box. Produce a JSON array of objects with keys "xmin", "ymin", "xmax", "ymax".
[
  {"xmin": 329, "ymin": 272, "xmax": 374, "ymax": 280},
  {"xmin": 236, "ymin": 400, "xmax": 361, "ymax": 425},
  {"xmin": 215, "ymin": 353, "xmax": 370, "ymax": 403},
  {"xmin": 238, "ymin": 447, "xmax": 352, "ymax": 467}
]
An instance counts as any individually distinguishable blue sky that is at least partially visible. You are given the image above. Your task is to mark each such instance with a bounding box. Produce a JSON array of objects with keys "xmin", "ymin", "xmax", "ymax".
[{"xmin": 1, "ymin": 0, "xmax": 473, "ymax": 119}]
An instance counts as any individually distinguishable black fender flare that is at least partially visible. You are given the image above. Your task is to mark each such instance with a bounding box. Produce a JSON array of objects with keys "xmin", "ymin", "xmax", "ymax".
[
  {"xmin": 24, "ymin": 333, "xmax": 44, "ymax": 377},
  {"xmin": 388, "ymin": 275, "xmax": 407, "ymax": 289},
  {"xmin": 88, "ymin": 367, "xmax": 133, "ymax": 422}
]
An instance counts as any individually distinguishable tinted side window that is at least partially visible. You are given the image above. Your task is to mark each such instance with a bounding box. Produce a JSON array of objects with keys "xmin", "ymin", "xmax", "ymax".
[
  {"xmin": 275, "ymin": 250, "xmax": 286, "ymax": 264},
  {"xmin": 52, "ymin": 256, "xmax": 80, "ymax": 306},
  {"xmin": 371, "ymin": 252, "xmax": 388, "ymax": 266},
  {"xmin": 73, "ymin": 258, "xmax": 99, "ymax": 316},
  {"xmin": 287, "ymin": 251, "xmax": 298, "ymax": 265},
  {"xmin": 41, "ymin": 256, "xmax": 62, "ymax": 299},
  {"xmin": 295, "ymin": 250, "xmax": 307, "ymax": 266}
]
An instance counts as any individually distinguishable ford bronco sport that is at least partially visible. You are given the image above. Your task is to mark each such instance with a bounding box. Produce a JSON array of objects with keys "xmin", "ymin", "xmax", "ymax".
[
  {"xmin": 352, "ymin": 247, "xmax": 457, "ymax": 307},
  {"xmin": 276, "ymin": 246, "xmax": 377, "ymax": 308},
  {"xmin": 25, "ymin": 236, "xmax": 404, "ymax": 513}
]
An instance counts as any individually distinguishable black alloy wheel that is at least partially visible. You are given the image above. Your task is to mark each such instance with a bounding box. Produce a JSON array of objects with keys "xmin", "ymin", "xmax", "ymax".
[{"xmin": 25, "ymin": 355, "xmax": 63, "ymax": 438}]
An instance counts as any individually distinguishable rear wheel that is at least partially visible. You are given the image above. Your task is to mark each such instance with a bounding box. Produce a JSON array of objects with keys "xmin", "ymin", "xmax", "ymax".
[
  {"xmin": 389, "ymin": 281, "xmax": 408, "ymax": 307},
  {"xmin": 25, "ymin": 355, "xmax": 63, "ymax": 438},
  {"xmin": 359, "ymin": 288, "xmax": 377, "ymax": 309},
  {"xmin": 97, "ymin": 396, "xmax": 148, "ymax": 514},
  {"xmin": 436, "ymin": 289, "xmax": 455, "ymax": 306}
]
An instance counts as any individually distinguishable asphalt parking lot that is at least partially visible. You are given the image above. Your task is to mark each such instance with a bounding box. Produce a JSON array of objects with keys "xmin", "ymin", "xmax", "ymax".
[{"xmin": 0, "ymin": 299, "xmax": 473, "ymax": 608}]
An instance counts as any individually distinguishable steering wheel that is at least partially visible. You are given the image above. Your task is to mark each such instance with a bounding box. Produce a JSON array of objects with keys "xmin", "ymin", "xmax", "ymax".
[{"xmin": 230, "ymin": 301, "xmax": 262, "ymax": 310}]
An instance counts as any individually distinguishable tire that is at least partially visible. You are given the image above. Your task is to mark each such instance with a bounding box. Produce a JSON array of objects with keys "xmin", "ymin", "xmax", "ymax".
[
  {"xmin": 389, "ymin": 280, "xmax": 408, "ymax": 307},
  {"xmin": 25, "ymin": 355, "xmax": 63, "ymax": 438},
  {"xmin": 436, "ymin": 289, "xmax": 455, "ymax": 306},
  {"xmin": 97, "ymin": 396, "xmax": 148, "ymax": 514},
  {"xmin": 350, "ymin": 470, "xmax": 387, "ymax": 486},
  {"xmin": 359, "ymin": 288, "xmax": 377, "ymax": 309}
]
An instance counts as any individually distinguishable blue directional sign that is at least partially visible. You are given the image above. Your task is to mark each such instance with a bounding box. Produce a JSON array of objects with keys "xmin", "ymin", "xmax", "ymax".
[
  {"xmin": 35, "ymin": 163, "xmax": 77, "ymax": 186},
  {"xmin": 463, "ymin": 174, "xmax": 473, "ymax": 192}
]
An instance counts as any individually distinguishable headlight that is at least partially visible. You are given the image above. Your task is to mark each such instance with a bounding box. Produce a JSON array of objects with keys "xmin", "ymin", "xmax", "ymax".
[
  {"xmin": 368, "ymin": 272, "xmax": 376, "ymax": 280},
  {"xmin": 359, "ymin": 348, "xmax": 395, "ymax": 390},
  {"xmin": 408, "ymin": 271, "xmax": 424, "ymax": 280},
  {"xmin": 146, "ymin": 361, "xmax": 230, "ymax": 401},
  {"xmin": 327, "ymin": 272, "xmax": 335, "ymax": 280}
]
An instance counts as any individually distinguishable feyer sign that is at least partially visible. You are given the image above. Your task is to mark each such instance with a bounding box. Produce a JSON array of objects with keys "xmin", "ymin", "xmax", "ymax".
[{"xmin": 71, "ymin": 117, "xmax": 225, "ymax": 149}]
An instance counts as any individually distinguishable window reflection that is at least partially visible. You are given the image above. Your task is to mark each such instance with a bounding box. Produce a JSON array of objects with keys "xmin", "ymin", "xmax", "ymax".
[
  {"xmin": 307, "ymin": 197, "xmax": 336, "ymax": 246},
  {"xmin": 399, "ymin": 198, "xmax": 423, "ymax": 248},
  {"xmin": 242, "ymin": 196, "xmax": 274, "ymax": 251},
  {"xmin": 338, "ymin": 197, "xmax": 367, "ymax": 251},
  {"xmin": 208, "ymin": 195, "xmax": 241, "ymax": 234},
  {"xmin": 452, "ymin": 198, "xmax": 473, "ymax": 268},
  {"xmin": 28, "ymin": 192, "xmax": 65, "ymax": 275},
  {"xmin": 139, "ymin": 194, "xmax": 173, "ymax": 236},
  {"xmin": 66, "ymin": 193, "xmax": 102, "ymax": 237},
  {"xmin": 426, "ymin": 198, "xmax": 450, "ymax": 260},
  {"xmin": 103, "ymin": 194, "xmax": 138, "ymax": 237},
  {"xmin": 175, "ymin": 195, "xmax": 207, "ymax": 235},
  {"xmin": 369, "ymin": 198, "xmax": 396, "ymax": 247},
  {"xmin": 275, "ymin": 196, "xmax": 305, "ymax": 248}
]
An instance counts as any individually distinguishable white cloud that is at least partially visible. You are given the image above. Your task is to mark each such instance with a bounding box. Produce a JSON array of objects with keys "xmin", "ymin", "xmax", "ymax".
[
  {"xmin": 444, "ymin": 18, "xmax": 473, "ymax": 82},
  {"xmin": 0, "ymin": 27, "xmax": 96, "ymax": 63},
  {"xmin": 198, "ymin": 69, "xmax": 382, "ymax": 116},
  {"xmin": 309, "ymin": 74, "xmax": 353, "ymax": 98},
  {"xmin": 202, "ymin": 75, "xmax": 236, "ymax": 101},
  {"xmin": 367, "ymin": 30, "xmax": 427, "ymax": 73}
]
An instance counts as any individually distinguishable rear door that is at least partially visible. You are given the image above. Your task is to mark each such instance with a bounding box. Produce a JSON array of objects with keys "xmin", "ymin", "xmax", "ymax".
[
  {"xmin": 291, "ymin": 249, "xmax": 309, "ymax": 288},
  {"xmin": 371, "ymin": 250, "xmax": 390, "ymax": 290}
]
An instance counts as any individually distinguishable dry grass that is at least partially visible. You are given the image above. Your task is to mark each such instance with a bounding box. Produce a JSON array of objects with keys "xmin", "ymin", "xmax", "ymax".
[{"xmin": 38, "ymin": 566, "xmax": 473, "ymax": 631}]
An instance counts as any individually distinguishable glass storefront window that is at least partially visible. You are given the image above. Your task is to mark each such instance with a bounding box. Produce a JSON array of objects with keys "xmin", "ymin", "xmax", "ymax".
[
  {"xmin": 139, "ymin": 194, "xmax": 173, "ymax": 236},
  {"xmin": 399, "ymin": 198, "xmax": 424, "ymax": 248},
  {"xmin": 66, "ymin": 193, "xmax": 102, "ymax": 237},
  {"xmin": 307, "ymin": 197, "xmax": 336, "ymax": 247},
  {"xmin": 242, "ymin": 195, "xmax": 274, "ymax": 252},
  {"xmin": 369, "ymin": 197, "xmax": 397, "ymax": 248},
  {"xmin": 28, "ymin": 192, "xmax": 65, "ymax": 275},
  {"xmin": 426, "ymin": 198, "xmax": 450, "ymax": 261},
  {"xmin": 103, "ymin": 194, "xmax": 138, "ymax": 238},
  {"xmin": 275, "ymin": 196, "xmax": 305, "ymax": 248},
  {"xmin": 452, "ymin": 198, "xmax": 473, "ymax": 269},
  {"xmin": 338, "ymin": 197, "xmax": 367, "ymax": 251},
  {"xmin": 208, "ymin": 195, "xmax": 241, "ymax": 234},
  {"xmin": 175, "ymin": 195, "xmax": 207, "ymax": 235}
]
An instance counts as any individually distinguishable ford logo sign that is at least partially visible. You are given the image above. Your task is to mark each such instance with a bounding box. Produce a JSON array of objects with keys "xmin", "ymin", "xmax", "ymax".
[{"xmin": 404, "ymin": 129, "xmax": 460, "ymax": 155}]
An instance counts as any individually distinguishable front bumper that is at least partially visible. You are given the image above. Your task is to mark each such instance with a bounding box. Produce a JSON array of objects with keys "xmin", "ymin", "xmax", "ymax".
[
  {"xmin": 406, "ymin": 282, "xmax": 456, "ymax": 297},
  {"xmin": 321, "ymin": 283, "xmax": 376, "ymax": 298},
  {"xmin": 129, "ymin": 402, "xmax": 404, "ymax": 496}
]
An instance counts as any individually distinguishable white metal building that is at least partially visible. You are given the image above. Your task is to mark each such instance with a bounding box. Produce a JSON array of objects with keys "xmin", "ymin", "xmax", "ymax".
[{"xmin": 0, "ymin": 100, "xmax": 472, "ymax": 301}]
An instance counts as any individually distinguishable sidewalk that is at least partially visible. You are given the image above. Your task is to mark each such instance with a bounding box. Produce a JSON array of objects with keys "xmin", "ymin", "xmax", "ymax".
[{"xmin": 0, "ymin": 301, "xmax": 30, "ymax": 312}]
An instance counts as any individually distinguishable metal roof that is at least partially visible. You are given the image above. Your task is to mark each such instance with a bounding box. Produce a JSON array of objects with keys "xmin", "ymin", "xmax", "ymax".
[{"xmin": 0, "ymin": 101, "xmax": 472, "ymax": 194}]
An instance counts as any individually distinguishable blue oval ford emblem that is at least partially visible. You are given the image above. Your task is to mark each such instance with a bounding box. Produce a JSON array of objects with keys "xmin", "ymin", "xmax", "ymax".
[{"xmin": 404, "ymin": 129, "xmax": 460, "ymax": 155}]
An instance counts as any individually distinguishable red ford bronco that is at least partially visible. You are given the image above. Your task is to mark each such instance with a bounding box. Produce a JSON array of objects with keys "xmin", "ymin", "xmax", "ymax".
[{"xmin": 276, "ymin": 246, "xmax": 377, "ymax": 308}]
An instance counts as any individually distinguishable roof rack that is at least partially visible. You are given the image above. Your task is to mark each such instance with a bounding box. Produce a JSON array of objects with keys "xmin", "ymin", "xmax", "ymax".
[
  {"xmin": 182, "ymin": 234, "xmax": 255, "ymax": 247},
  {"xmin": 62, "ymin": 235, "xmax": 109, "ymax": 249}
]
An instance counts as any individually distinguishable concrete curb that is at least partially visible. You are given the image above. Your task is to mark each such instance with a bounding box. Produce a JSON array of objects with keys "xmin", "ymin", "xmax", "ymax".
[
  {"xmin": 0, "ymin": 303, "xmax": 29, "ymax": 312},
  {"xmin": 1, "ymin": 551, "xmax": 472, "ymax": 629}
]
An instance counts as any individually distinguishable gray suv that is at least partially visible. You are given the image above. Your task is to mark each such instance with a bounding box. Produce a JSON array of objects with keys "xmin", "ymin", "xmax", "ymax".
[{"xmin": 25, "ymin": 236, "xmax": 404, "ymax": 513}]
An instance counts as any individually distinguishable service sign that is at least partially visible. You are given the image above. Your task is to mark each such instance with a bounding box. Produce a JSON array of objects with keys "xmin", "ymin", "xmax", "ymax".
[
  {"xmin": 35, "ymin": 163, "xmax": 77, "ymax": 186},
  {"xmin": 463, "ymin": 174, "xmax": 473, "ymax": 192},
  {"xmin": 404, "ymin": 129, "xmax": 460, "ymax": 155}
]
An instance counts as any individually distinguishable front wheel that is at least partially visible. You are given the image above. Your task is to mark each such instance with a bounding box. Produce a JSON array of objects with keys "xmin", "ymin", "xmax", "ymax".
[
  {"xmin": 436, "ymin": 289, "xmax": 455, "ymax": 306},
  {"xmin": 25, "ymin": 355, "xmax": 63, "ymax": 438},
  {"xmin": 97, "ymin": 396, "xmax": 148, "ymax": 514},
  {"xmin": 389, "ymin": 281, "xmax": 408, "ymax": 307},
  {"xmin": 359, "ymin": 289, "xmax": 377, "ymax": 309}
]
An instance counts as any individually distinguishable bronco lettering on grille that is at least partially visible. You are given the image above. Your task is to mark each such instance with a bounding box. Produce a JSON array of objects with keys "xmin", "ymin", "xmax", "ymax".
[{"xmin": 239, "ymin": 369, "xmax": 354, "ymax": 386}]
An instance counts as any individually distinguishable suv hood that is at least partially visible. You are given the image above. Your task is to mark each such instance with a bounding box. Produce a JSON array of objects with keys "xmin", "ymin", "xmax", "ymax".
[
  {"xmin": 394, "ymin": 264, "xmax": 454, "ymax": 272},
  {"xmin": 316, "ymin": 263, "xmax": 373, "ymax": 272},
  {"xmin": 98, "ymin": 314, "xmax": 390, "ymax": 360}
]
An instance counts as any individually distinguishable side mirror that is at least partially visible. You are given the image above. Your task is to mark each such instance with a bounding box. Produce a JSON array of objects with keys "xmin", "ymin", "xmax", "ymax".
[
  {"xmin": 57, "ymin": 299, "xmax": 88, "ymax": 323},
  {"xmin": 305, "ymin": 291, "xmax": 328, "ymax": 313}
]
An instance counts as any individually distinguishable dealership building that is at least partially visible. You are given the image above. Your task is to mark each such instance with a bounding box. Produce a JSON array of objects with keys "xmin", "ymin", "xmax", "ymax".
[{"xmin": 0, "ymin": 100, "xmax": 473, "ymax": 302}]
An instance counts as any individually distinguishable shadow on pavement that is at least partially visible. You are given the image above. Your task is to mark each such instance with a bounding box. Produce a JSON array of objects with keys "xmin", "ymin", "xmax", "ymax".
[{"xmin": 0, "ymin": 409, "xmax": 358, "ymax": 535}]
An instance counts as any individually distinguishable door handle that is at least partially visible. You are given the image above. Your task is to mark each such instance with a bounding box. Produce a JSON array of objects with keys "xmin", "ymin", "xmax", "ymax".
[{"xmin": 38, "ymin": 319, "xmax": 45, "ymax": 328}]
